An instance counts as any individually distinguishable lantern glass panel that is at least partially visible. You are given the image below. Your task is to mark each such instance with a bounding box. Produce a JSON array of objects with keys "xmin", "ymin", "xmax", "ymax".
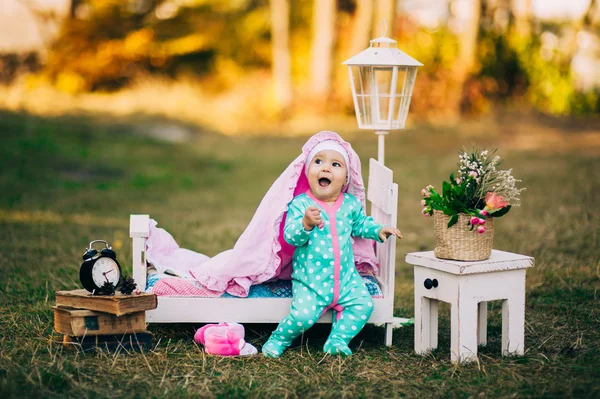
[
  {"xmin": 349, "ymin": 65, "xmax": 368, "ymax": 128},
  {"xmin": 392, "ymin": 67, "xmax": 417, "ymax": 129},
  {"xmin": 373, "ymin": 67, "xmax": 393, "ymax": 128},
  {"xmin": 350, "ymin": 65, "xmax": 398, "ymax": 129}
]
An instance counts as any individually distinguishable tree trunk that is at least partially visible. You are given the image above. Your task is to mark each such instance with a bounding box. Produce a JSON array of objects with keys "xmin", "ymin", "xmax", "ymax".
[
  {"xmin": 565, "ymin": 0, "xmax": 598, "ymax": 66},
  {"xmin": 350, "ymin": 0, "xmax": 373, "ymax": 56},
  {"xmin": 338, "ymin": 0, "xmax": 373, "ymax": 106},
  {"xmin": 454, "ymin": 0, "xmax": 481, "ymax": 77},
  {"xmin": 510, "ymin": 0, "xmax": 532, "ymax": 37},
  {"xmin": 372, "ymin": 0, "xmax": 394, "ymax": 38},
  {"xmin": 309, "ymin": 0, "xmax": 336, "ymax": 102},
  {"xmin": 270, "ymin": 0, "xmax": 292, "ymax": 113}
]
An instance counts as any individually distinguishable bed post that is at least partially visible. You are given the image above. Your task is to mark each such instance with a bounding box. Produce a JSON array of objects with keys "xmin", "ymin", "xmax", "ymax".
[
  {"xmin": 130, "ymin": 214, "xmax": 150, "ymax": 291},
  {"xmin": 384, "ymin": 182, "xmax": 398, "ymax": 346},
  {"xmin": 367, "ymin": 159, "xmax": 398, "ymax": 346}
]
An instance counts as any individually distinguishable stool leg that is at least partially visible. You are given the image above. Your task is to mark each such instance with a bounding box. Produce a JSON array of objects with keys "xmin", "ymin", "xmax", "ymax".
[
  {"xmin": 502, "ymin": 296, "xmax": 525, "ymax": 356},
  {"xmin": 430, "ymin": 299, "xmax": 438, "ymax": 350},
  {"xmin": 452, "ymin": 298, "xmax": 478, "ymax": 363},
  {"xmin": 415, "ymin": 297, "xmax": 437, "ymax": 354},
  {"xmin": 478, "ymin": 301, "xmax": 488, "ymax": 346}
]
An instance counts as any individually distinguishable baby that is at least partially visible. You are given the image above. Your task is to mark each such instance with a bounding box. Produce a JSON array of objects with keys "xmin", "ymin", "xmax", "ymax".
[{"xmin": 262, "ymin": 140, "xmax": 402, "ymax": 357}]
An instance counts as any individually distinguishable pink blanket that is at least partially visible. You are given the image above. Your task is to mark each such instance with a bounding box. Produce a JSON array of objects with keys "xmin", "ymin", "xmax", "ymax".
[{"xmin": 146, "ymin": 131, "xmax": 380, "ymax": 297}]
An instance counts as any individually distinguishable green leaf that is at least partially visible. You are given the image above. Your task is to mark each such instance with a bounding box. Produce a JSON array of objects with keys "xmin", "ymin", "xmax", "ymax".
[
  {"xmin": 447, "ymin": 213, "xmax": 459, "ymax": 228},
  {"xmin": 490, "ymin": 205, "xmax": 511, "ymax": 218},
  {"xmin": 442, "ymin": 181, "xmax": 451, "ymax": 196}
]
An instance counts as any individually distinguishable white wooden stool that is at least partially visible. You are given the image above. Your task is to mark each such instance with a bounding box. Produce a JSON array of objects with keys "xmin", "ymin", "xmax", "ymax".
[{"xmin": 405, "ymin": 250, "xmax": 534, "ymax": 363}]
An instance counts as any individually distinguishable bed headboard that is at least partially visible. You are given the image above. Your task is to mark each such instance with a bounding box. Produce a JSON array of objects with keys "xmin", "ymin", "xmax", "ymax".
[
  {"xmin": 130, "ymin": 214, "xmax": 150, "ymax": 291},
  {"xmin": 367, "ymin": 158, "xmax": 398, "ymax": 298},
  {"xmin": 130, "ymin": 158, "xmax": 399, "ymax": 296}
]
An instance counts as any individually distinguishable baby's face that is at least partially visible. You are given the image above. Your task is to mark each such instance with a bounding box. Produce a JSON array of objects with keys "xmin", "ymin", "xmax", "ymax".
[{"xmin": 307, "ymin": 149, "xmax": 347, "ymax": 203}]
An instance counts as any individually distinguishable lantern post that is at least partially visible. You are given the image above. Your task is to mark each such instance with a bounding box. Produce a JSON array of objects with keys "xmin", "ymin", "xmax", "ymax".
[{"xmin": 342, "ymin": 21, "xmax": 422, "ymax": 165}]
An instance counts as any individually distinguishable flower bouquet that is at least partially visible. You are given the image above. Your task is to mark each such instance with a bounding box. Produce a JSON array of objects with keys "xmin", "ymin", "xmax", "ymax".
[{"xmin": 420, "ymin": 148, "xmax": 524, "ymax": 261}]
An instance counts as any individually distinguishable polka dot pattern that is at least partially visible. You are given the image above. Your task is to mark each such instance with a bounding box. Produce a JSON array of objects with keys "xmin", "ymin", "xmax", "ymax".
[{"xmin": 264, "ymin": 192, "xmax": 382, "ymax": 357}]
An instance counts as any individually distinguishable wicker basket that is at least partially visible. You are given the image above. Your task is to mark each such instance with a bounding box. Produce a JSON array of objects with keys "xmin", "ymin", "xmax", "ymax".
[{"xmin": 433, "ymin": 210, "xmax": 494, "ymax": 261}]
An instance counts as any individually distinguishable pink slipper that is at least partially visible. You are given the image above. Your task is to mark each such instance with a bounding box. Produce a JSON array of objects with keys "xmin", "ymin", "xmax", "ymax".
[{"xmin": 194, "ymin": 322, "xmax": 257, "ymax": 356}]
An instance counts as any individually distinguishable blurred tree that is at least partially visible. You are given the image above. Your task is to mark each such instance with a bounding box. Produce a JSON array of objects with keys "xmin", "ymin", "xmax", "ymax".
[
  {"xmin": 349, "ymin": 0, "xmax": 373, "ymax": 57},
  {"xmin": 336, "ymin": 0, "xmax": 373, "ymax": 109},
  {"xmin": 270, "ymin": 0, "xmax": 292, "ymax": 114},
  {"xmin": 449, "ymin": 0, "xmax": 481, "ymax": 116},
  {"xmin": 510, "ymin": 0, "xmax": 532, "ymax": 37},
  {"xmin": 309, "ymin": 0, "xmax": 337, "ymax": 104},
  {"xmin": 372, "ymin": 0, "xmax": 394, "ymax": 37}
]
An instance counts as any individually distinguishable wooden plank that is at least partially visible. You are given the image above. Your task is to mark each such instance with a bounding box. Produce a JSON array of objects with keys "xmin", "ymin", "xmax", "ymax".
[
  {"xmin": 405, "ymin": 250, "xmax": 534, "ymax": 275},
  {"xmin": 144, "ymin": 297, "xmax": 393, "ymax": 324},
  {"xmin": 367, "ymin": 158, "xmax": 394, "ymax": 214}
]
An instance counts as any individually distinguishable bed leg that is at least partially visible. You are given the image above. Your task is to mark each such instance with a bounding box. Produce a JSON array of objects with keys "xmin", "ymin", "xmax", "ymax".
[{"xmin": 385, "ymin": 323, "xmax": 393, "ymax": 346}]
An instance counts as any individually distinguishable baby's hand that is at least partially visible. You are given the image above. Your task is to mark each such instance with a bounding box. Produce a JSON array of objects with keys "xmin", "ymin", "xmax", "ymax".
[
  {"xmin": 379, "ymin": 226, "xmax": 403, "ymax": 243},
  {"xmin": 303, "ymin": 206, "xmax": 322, "ymax": 230}
]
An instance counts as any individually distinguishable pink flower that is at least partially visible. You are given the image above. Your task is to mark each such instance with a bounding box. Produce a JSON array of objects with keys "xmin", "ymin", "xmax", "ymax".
[
  {"xmin": 421, "ymin": 208, "xmax": 430, "ymax": 217},
  {"xmin": 455, "ymin": 177, "xmax": 461, "ymax": 184},
  {"xmin": 470, "ymin": 217, "xmax": 480, "ymax": 225},
  {"xmin": 479, "ymin": 209, "xmax": 488, "ymax": 216},
  {"xmin": 421, "ymin": 188, "xmax": 430, "ymax": 198},
  {"xmin": 477, "ymin": 226, "xmax": 486, "ymax": 234},
  {"xmin": 469, "ymin": 171, "xmax": 478, "ymax": 179},
  {"xmin": 420, "ymin": 199, "xmax": 426, "ymax": 206},
  {"xmin": 485, "ymin": 192, "xmax": 509, "ymax": 211},
  {"xmin": 478, "ymin": 218, "xmax": 486, "ymax": 225}
]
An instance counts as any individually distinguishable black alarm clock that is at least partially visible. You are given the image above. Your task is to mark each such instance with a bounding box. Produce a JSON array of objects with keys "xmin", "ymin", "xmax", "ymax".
[{"xmin": 80, "ymin": 240, "xmax": 122, "ymax": 293}]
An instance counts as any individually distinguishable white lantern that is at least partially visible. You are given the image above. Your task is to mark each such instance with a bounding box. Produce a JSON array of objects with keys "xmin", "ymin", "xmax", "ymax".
[{"xmin": 343, "ymin": 24, "xmax": 422, "ymax": 164}]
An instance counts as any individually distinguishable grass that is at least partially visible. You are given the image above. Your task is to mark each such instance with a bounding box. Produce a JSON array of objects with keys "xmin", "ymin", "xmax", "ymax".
[{"xmin": 0, "ymin": 109, "xmax": 599, "ymax": 398}]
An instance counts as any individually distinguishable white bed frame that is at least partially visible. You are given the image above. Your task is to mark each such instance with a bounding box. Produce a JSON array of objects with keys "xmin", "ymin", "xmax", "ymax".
[{"xmin": 130, "ymin": 159, "xmax": 399, "ymax": 345}]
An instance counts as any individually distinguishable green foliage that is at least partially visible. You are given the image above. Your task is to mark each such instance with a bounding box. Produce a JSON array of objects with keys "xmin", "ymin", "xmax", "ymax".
[
  {"xmin": 466, "ymin": 26, "xmax": 600, "ymax": 116},
  {"xmin": 423, "ymin": 174, "xmax": 481, "ymax": 228}
]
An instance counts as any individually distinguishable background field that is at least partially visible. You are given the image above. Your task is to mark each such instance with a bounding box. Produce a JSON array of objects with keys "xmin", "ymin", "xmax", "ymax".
[{"xmin": 0, "ymin": 109, "xmax": 598, "ymax": 398}]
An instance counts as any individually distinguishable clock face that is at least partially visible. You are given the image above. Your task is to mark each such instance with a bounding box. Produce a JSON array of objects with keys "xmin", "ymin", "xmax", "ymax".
[{"xmin": 91, "ymin": 257, "xmax": 121, "ymax": 288}]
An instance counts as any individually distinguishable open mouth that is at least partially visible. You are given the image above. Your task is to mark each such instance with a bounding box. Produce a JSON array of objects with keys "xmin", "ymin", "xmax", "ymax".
[{"xmin": 318, "ymin": 178, "xmax": 331, "ymax": 187}]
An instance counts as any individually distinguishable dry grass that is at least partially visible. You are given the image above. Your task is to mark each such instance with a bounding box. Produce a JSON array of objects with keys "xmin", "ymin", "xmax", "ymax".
[{"xmin": 0, "ymin": 109, "xmax": 599, "ymax": 398}]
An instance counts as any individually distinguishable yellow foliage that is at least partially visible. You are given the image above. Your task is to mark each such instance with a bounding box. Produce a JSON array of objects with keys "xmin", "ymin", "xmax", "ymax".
[
  {"xmin": 55, "ymin": 72, "xmax": 87, "ymax": 94},
  {"xmin": 156, "ymin": 33, "xmax": 209, "ymax": 57},
  {"xmin": 124, "ymin": 29, "xmax": 154, "ymax": 61}
]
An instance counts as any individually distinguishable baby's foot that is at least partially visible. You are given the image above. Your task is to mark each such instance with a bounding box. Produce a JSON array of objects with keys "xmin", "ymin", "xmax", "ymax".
[
  {"xmin": 262, "ymin": 339, "xmax": 286, "ymax": 358},
  {"xmin": 324, "ymin": 340, "xmax": 353, "ymax": 356}
]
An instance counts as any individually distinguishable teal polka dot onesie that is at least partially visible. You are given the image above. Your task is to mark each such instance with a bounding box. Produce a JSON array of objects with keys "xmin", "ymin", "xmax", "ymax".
[{"xmin": 263, "ymin": 190, "xmax": 384, "ymax": 357}]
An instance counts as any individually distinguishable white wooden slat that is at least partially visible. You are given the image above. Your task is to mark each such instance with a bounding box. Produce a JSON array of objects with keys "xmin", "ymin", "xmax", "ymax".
[
  {"xmin": 367, "ymin": 158, "xmax": 394, "ymax": 214},
  {"xmin": 130, "ymin": 215, "xmax": 149, "ymax": 290},
  {"xmin": 130, "ymin": 214, "xmax": 150, "ymax": 238},
  {"xmin": 132, "ymin": 237, "xmax": 146, "ymax": 291},
  {"xmin": 145, "ymin": 297, "xmax": 393, "ymax": 324}
]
